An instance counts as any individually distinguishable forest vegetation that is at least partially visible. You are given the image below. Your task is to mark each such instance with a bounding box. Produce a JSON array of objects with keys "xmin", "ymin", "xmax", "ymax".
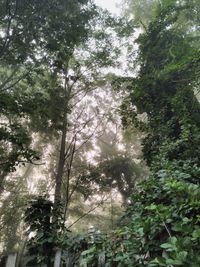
[{"xmin": 0, "ymin": 0, "xmax": 200, "ymax": 266}]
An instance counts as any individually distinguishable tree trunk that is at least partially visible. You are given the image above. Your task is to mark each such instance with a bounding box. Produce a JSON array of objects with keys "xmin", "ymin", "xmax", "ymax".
[
  {"xmin": 54, "ymin": 249, "xmax": 62, "ymax": 267},
  {"xmin": 54, "ymin": 76, "xmax": 70, "ymax": 207},
  {"xmin": 54, "ymin": 120, "xmax": 67, "ymax": 205},
  {"xmin": 6, "ymin": 253, "xmax": 17, "ymax": 267}
]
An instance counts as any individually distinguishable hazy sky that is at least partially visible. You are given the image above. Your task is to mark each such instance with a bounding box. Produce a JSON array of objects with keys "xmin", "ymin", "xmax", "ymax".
[{"xmin": 94, "ymin": 0, "xmax": 122, "ymax": 15}]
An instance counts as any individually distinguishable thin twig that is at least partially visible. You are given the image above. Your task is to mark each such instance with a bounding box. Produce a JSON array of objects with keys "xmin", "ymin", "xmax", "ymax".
[{"xmin": 67, "ymin": 195, "xmax": 109, "ymax": 229}]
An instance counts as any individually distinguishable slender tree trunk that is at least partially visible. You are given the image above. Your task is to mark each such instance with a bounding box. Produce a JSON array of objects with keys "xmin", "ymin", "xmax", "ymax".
[
  {"xmin": 51, "ymin": 76, "xmax": 70, "ymax": 267},
  {"xmin": 54, "ymin": 120, "xmax": 67, "ymax": 205},
  {"xmin": 54, "ymin": 76, "xmax": 69, "ymax": 207},
  {"xmin": 63, "ymin": 135, "xmax": 76, "ymax": 221},
  {"xmin": 5, "ymin": 253, "xmax": 17, "ymax": 267},
  {"xmin": 54, "ymin": 249, "xmax": 62, "ymax": 267}
]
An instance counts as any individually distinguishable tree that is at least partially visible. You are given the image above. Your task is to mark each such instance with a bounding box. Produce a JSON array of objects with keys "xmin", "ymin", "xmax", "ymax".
[
  {"xmin": 0, "ymin": 0, "xmax": 96, "ymax": 191},
  {"xmin": 123, "ymin": 0, "xmax": 158, "ymax": 29},
  {"xmin": 108, "ymin": 1, "xmax": 200, "ymax": 265},
  {"xmin": 122, "ymin": 0, "xmax": 200, "ymax": 165},
  {"xmin": 80, "ymin": 1, "xmax": 200, "ymax": 266},
  {"xmin": 0, "ymin": 0, "xmax": 99, "ymax": 262},
  {"xmin": 12, "ymin": 3, "xmax": 141, "ymax": 262},
  {"xmin": 24, "ymin": 196, "xmax": 60, "ymax": 267}
]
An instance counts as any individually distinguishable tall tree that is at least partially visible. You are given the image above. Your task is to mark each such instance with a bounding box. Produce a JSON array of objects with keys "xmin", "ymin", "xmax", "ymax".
[
  {"xmin": 0, "ymin": 0, "xmax": 97, "ymax": 262},
  {"xmin": 108, "ymin": 0, "xmax": 200, "ymax": 265},
  {"xmin": 0, "ymin": 0, "xmax": 96, "ymax": 191},
  {"xmin": 121, "ymin": 0, "xmax": 200, "ymax": 166}
]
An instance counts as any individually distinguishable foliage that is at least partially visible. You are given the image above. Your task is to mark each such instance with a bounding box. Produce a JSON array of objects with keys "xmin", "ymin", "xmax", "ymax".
[
  {"xmin": 0, "ymin": 0, "xmax": 136, "ymax": 256},
  {"xmin": 82, "ymin": 161, "xmax": 200, "ymax": 266},
  {"xmin": 120, "ymin": 1, "xmax": 200, "ymax": 166},
  {"xmin": 123, "ymin": 0, "xmax": 158, "ymax": 29},
  {"xmin": 114, "ymin": 162, "xmax": 200, "ymax": 266},
  {"xmin": 1, "ymin": 0, "xmax": 200, "ymax": 265},
  {"xmin": 0, "ymin": 0, "xmax": 96, "ymax": 188},
  {"xmin": 24, "ymin": 196, "xmax": 68, "ymax": 267},
  {"xmin": 78, "ymin": 155, "xmax": 144, "ymax": 203},
  {"xmin": 78, "ymin": 1, "xmax": 200, "ymax": 266},
  {"xmin": 112, "ymin": 1, "xmax": 200, "ymax": 266},
  {"xmin": 0, "ymin": 190, "xmax": 28, "ymax": 254}
]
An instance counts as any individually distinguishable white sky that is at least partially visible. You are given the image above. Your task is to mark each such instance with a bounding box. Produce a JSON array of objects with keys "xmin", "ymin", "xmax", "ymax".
[{"xmin": 94, "ymin": 0, "xmax": 122, "ymax": 15}]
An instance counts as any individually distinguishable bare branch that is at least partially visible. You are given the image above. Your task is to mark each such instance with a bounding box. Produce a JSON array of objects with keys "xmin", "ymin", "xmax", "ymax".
[
  {"xmin": 67, "ymin": 195, "xmax": 109, "ymax": 229},
  {"xmin": 0, "ymin": 69, "xmax": 32, "ymax": 92}
]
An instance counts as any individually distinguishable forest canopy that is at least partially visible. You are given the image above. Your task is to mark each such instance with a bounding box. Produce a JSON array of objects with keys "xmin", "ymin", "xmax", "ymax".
[{"xmin": 0, "ymin": 0, "xmax": 200, "ymax": 266}]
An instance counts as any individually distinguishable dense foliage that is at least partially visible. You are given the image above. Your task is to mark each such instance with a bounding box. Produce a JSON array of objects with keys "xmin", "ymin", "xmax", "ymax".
[
  {"xmin": 1, "ymin": 0, "xmax": 200, "ymax": 266},
  {"xmin": 89, "ymin": 1, "xmax": 200, "ymax": 266},
  {"xmin": 0, "ymin": 0, "xmax": 96, "ymax": 190},
  {"xmin": 24, "ymin": 196, "xmax": 68, "ymax": 267}
]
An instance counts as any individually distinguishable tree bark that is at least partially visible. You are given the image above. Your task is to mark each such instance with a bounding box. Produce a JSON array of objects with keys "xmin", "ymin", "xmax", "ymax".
[
  {"xmin": 54, "ymin": 76, "xmax": 70, "ymax": 207},
  {"xmin": 54, "ymin": 120, "xmax": 67, "ymax": 205},
  {"xmin": 54, "ymin": 249, "xmax": 62, "ymax": 267},
  {"xmin": 5, "ymin": 253, "xmax": 17, "ymax": 267}
]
